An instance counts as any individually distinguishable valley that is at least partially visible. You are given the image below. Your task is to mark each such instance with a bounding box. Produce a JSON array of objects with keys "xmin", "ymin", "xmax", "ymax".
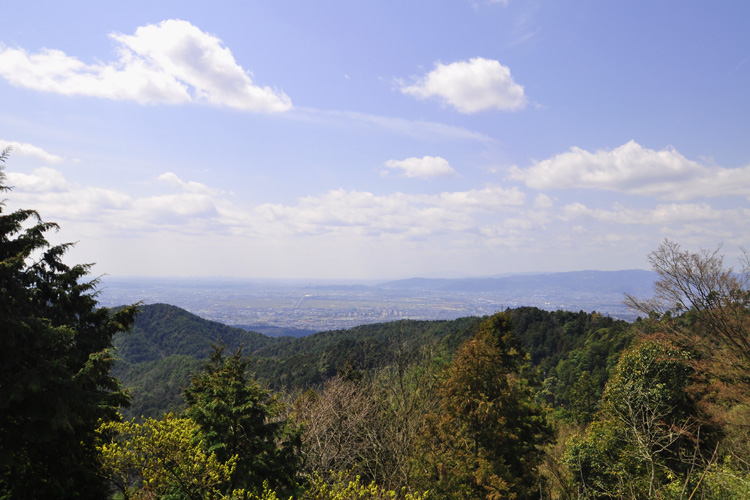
[{"xmin": 98, "ymin": 270, "xmax": 655, "ymax": 334}]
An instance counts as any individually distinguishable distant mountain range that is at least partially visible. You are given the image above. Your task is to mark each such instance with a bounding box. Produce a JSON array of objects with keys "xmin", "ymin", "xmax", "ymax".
[
  {"xmin": 377, "ymin": 270, "xmax": 657, "ymax": 294},
  {"xmin": 99, "ymin": 269, "xmax": 658, "ymax": 333}
]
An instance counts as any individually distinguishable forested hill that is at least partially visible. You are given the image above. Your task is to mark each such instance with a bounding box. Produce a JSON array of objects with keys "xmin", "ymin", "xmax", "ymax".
[
  {"xmin": 113, "ymin": 303, "xmax": 275, "ymax": 417},
  {"xmin": 114, "ymin": 303, "xmax": 633, "ymax": 419}
]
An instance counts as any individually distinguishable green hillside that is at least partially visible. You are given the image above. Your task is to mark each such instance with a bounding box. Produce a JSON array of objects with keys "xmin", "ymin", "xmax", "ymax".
[
  {"xmin": 114, "ymin": 303, "xmax": 633, "ymax": 420},
  {"xmin": 113, "ymin": 303, "xmax": 277, "ymax": 418}
]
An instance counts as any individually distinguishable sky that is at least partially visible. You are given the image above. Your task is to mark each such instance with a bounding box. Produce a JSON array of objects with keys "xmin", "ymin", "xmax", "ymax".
[{"xmin": 0, "ymin": 1, "xmax": 748, "ymax": 280}]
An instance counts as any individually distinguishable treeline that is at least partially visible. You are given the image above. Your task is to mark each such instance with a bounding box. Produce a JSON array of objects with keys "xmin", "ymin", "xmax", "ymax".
[
  {"xmin": 2, "ymin": 146, "xmax": 750, "ymax": 499},
  {"xmin": 114, "ymin": 304, "xmax": 631, "ymax": 422}
]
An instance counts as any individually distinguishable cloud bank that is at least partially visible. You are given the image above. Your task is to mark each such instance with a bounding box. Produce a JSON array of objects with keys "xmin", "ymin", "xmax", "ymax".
[
  {"xmin": 4, "ymin": 140, "xmax": 747, "ymax": 277},
  {"xmin": 510, "ymin": 140, "xmax": 750, "ymax": 200},
  {"xmin": 6, "ymin": 166, "xmax": 526, "ymax": 239},
  {"xmin": 0, "ymin": 19, "xmax": 291, "ymax": 113}
]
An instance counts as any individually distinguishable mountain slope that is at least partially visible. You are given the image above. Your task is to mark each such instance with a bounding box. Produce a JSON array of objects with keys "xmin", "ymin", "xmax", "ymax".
[
  {"xmin": 114, "ymin": 303, "xmax": 634, "ymax": 420},
  {"xmin": 113, "ymin": 303, "xmax": 278, "ymax": 418}
]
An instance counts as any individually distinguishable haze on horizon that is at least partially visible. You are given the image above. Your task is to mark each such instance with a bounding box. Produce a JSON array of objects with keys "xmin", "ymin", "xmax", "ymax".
[{"xmin": 1, "ymin": 1, "xmax": 748, "ymax": 280}]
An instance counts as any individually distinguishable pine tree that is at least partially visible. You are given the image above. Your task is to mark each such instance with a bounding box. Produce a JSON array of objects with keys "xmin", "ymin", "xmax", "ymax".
[
  {"xmin": 0, "ymin": 147, "xmax": 138, "ymax": 498},
  {"xmin": 414, "ymin": 312, "xmax": 551, "ymax": 500},
  {"xmin": 183, "ymin": 345, "xmax": 302, "ymax": 496}
]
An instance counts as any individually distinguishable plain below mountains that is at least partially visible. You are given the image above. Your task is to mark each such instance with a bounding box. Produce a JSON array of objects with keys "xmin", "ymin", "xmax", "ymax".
[{"xmin": 376, "ymin": 269, "xmax": 656, "ymax": 294}]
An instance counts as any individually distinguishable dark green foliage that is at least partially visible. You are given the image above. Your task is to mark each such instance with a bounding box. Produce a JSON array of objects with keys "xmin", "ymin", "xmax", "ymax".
[
  {"xmin": 568, "ymin": 371, "xmax": 600, "ymax": 424},
  {"xmin": 0, "ymin": 149, "xmax": 137, "ymax": 499},
  {"xmin": 115, "ymin": 302, "xmax": 273, "ymax": 364},
  {"xmin": 251, "ymin": 316, "xmax": 480, "ymax": 391},
  {"xmin": 115, "ymin": 354, "xmax": 204, "ymax": 419},
  {"xmin": 113, "ymin": 303, "xmax": 273, "ymax": 419},
  {"xmin": 508, "ymin": 308, "xmax": 633, "ymax": 420},
  {"xmin": 183, "ymin": 345, "xmax": 302, "ymax": 495},
  {"xmin": 414, "ymin": 312, "xmax": 552, "ymax": 500},
  {"xmin": 565, "ymin": 339, "xmax": 707, "ymax": 499},
  {"xmin": 115, "ymin": 305, "xmax": 634, "ymax": 422},
  {"xmin": 114, "ymin": 310, "xmax": 483, "ymax": 420}
]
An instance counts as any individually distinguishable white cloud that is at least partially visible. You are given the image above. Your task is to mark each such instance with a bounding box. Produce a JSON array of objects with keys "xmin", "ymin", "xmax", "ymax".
[
  {"xmin": 156, "ymin": 172, "xmax": 223, "ymax": 195},
  {"xmin": 533, "ymin": 193, "xmax": 553, "ymax": 209},
  {"xmin": 0, "ymin": 19, "xmax": 291, "ymax": 113},
  {"xmin": 246, "ymin": 184, "xmax": 525, "ymax": 238},
  {"xmin": 6, "ymin": 167, "xmax": 69, "ymax": 192},
  {"xmin": 0, "ymin": 140, "xmax": 64, "ymax": 163},
  {"xmin": 434, "ymin": 184, "xmax": 525, "ymax": 210},
  {"xmin": 560, "ymin": 201, "xmax": 733, "ymax": 225},
  {"xmin": 5, "ymin": 168, "xmax": 748, "ymax": 278},
  {"xmin": 400, "ymin": 57, "xmax": 526, "ymax": 113},
  {"xmin": 5, "ymin": 166, "xmax": 529, "ymax": 241},
  {"xmin": 509, "ymin": 140, "xmax": 750, "ymax": 200},
  {"xmin": 383, "ymin": 156, "xmax": 456, "ymax": 178}
]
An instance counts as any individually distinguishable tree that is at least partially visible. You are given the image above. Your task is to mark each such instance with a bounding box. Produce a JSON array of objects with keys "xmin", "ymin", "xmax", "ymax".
[
  {"xmin": 300, "ymin": 472, "xmax": 428, "ymax": 500},
  {"xmin": 97, "ymin": 413, "xmax": 239, "ymax": 500},
  {"xmin": 0, "ymin": 147, "xmax": 138, "ymax": 498},
  {"xmin": 564, "ymin": 339, "xmax": 705, "ymax": 499},
  {"xmin": 413, "ymin": 312, "xmax": 551, "ymax": 500},
  {"xmin": 625, "ymin": 240, "xmax": 750, "ymax": 406},
  {"xmin": 292, "ymin": 341, "xmax": 439, "ymax": 492},
  {"xmin": 293, "ymin": 377, "xmax": 384, "ymax": 483},
  {"xmin": 625, "ymin": 240, "xmax": 750, "ymax": 467},
  {"xmin": 183, "ymin": 346, "xmax": 302, "ymax": 496}
]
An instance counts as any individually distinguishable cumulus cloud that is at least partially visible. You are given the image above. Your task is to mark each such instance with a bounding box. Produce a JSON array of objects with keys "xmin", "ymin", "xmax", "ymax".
[
  {"xmin": 509, "ymin": 140, "xmax": 750, "ymax": 200},
  {"xmin": 246, "ymin": 184, "xmax": 525, "ymax": 238},
  {"xmin": 156, "ymin": 172, "xmax": 223, "ymax": 195},
  {"xmin": 400, "ymin": 57, "xmax": 526, "ymax": 113},
  {"xmin": 5, "ymin": 166, "xmax": 528, "ymax": 240},
  {"xmin": 434, "ymin": 184, "xmax": 525, "ymax": 209},
  {"xmin": 5, "ymin": 167, "xmax": 749, "ymax": 275},
  {"xmin": 533, "ymin": 193, "xmax": 553, "ymax": 209},
  {"xmin": 383, "ymin": 156, "xmax": 456, "ymax": 178},
  {"xmin": 4, "ymin": 169, "xmax": 224, "ymax": 229},
  {"xmin": 6, "ymin": 167, "xmax": 69, "ymax": 192},
  {"xmin": 0, "ymin": 140, "xmax": 64, "ymax": 163},
  {"xmin": 0, "ymin": 19, "xmax": 291, "ymax": 113}
]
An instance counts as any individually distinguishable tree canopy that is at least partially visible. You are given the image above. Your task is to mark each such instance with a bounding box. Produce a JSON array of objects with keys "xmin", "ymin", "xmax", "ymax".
[
  {"xmin": 414, "ymin": 312, "xmax": 551, "ymax": 500},
  {"xmin": 0, "ymin": 148, "xmax": 138, "ymax": 498},
  {"xmin": 184, "ymin": 346, "xmax": 302, "ymax": 496}
]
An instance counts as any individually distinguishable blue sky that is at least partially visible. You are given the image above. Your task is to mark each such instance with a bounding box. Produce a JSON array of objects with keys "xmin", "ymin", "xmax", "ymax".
[{"xmin": 1, "ymin": 1, "xmax": 748, "ymax": 279}]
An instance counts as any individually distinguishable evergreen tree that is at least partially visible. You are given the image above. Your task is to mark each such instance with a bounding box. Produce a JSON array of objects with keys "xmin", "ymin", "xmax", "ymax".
[
  {"xmin": 183, "ymin": 346, "xmax": 302, "ymax": 496},
  {"xmin": 0, "ymin": 148, "xmax": 138, "ymax": 498},
  {"xmin": 414, "ymin": 312, "xmax": 551, "ymax": 500}
]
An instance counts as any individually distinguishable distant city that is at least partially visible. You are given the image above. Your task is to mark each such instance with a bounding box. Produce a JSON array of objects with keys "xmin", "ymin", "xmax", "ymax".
[{"xmin": 97, "ymin": 270, "xmax": 657, "ymax": 335}]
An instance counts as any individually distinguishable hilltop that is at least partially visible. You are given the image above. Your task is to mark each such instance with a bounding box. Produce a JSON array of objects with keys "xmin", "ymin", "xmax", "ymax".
[{"xmin": 114, "ymin": 303, "xmax": 633, "ymax": 419}]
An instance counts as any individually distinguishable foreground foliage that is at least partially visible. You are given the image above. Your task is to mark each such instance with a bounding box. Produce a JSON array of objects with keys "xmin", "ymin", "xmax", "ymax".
[
  {"xmin": 0, "ymin": 148, "xmax": 137, "ymax": 499},
  {"xmin": 97, "ymin": 414, "xmax": 238, "ymax": 500},
  {"xmin": 414, "ymin": 313, "xmax": 551, "ymax": 500},
  {"xmin": 184, "ymin": 346, "xmax": 302, "ymax": 496},
  {"xmin": 300, "ymin": 473, "xmax": 429, "ymax": 500},
  {"xmin": 565, "ymin": 340, "xmax": 701, "ymax": 499},
  {"xmin": 563, "ymin": 241, "xmax": 750, "ymax": 500}
]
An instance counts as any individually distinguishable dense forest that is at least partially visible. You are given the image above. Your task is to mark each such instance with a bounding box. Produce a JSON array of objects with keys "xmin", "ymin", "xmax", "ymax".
[
  {"xmin": 113, "ymin": 303, "xmax": 631, "ymax": 423},
  {"xmin": 3, "ymin": 148, "xmax": 750, "ymax": 499}
]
